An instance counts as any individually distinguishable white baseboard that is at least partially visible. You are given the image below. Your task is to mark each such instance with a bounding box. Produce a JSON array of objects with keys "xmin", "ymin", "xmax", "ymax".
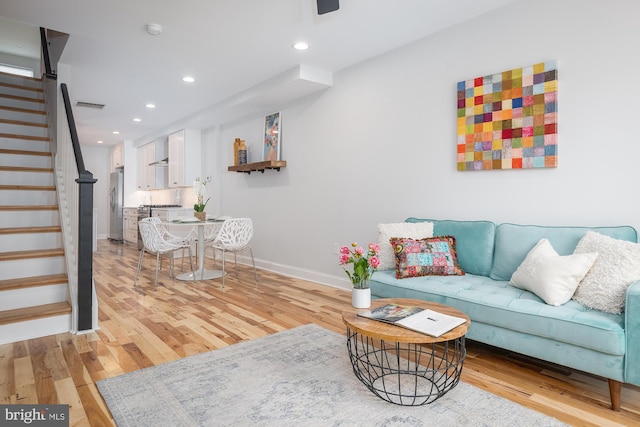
[{"xmin": 208, "ymin": 253, "xmax": 353, "ymax": 292}]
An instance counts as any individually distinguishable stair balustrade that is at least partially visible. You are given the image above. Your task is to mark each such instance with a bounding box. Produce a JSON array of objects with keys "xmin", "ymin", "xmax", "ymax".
[{"xmin": 41, "ymin": 26, "xmax": 96, "ymax": 333}]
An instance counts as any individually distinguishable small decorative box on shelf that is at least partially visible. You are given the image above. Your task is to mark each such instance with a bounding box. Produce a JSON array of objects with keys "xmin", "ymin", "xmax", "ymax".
[{"xmin": 227, "ymin": 160, "xmax": 287, "ymax": 174}]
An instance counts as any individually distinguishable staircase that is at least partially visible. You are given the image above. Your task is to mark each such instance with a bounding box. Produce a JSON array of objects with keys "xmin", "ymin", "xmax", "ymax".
[{"xmin": 0, "ymin": 71, "xmax": 72, "ymax": 345}]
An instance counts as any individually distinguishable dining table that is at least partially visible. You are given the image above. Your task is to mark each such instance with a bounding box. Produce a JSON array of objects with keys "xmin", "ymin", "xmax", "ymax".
[{"xmin": 160, "ymin": 218, "xmax": 227, "ymax": 281}]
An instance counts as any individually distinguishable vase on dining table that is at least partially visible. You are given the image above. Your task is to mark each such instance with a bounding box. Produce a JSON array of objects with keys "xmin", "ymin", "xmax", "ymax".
[{"xmin": 194, "ymin": 211, "xmax": 206, "ymax": 221}]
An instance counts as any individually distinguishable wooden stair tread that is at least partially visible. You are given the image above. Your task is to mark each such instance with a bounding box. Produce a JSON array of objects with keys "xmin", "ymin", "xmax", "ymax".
[
  {"xmin": 0, "ymin": 205, "xmax": 58, "ymax": 211},
  {"xmin": 0, "ymin": 273, "xmax": 68, "ymax": 291},
  {"xmin": 0, "ymin": 81, "xmax": 44, "ymax": 93},
  {"xmin": 0, "ymin": 132, "xmax": 49, "ymax": 142},
  {"xmin": 0, "ymin": 226, "xmax": 61, "ymax": 235},
  {"xmin": 0, "ymin": 118, "xmax": 47, "ymax": 128},
  {"xmin": 0, "ymin": 105, "xmax": 46, "ymax": 116},
  {"xmin": 0, "ymin": 93, "xmax": 44, "ymax": 104},
  {"xmin": 0, "ymin": 148, "xmax": 51, "ymax": 157},
  {"xmin": 0, "ymin": 185, "xmax": 56, "ymax": 191},
  {"xmin": 0, "ymin": 166, "xmax": 54, "ymax": 173},
  {"xmin": 0, "ymin": 302, "xmax": 71, "ymax": 326},
  {"xmin": 0, "ymin": 248, "xmax": 64, "ymax": 261}
]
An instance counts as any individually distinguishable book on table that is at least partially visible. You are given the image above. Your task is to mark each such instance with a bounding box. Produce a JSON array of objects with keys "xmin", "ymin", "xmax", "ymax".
[{"xmin": 357, "ymin": 303, "xmax": 467, "ymax": 337}]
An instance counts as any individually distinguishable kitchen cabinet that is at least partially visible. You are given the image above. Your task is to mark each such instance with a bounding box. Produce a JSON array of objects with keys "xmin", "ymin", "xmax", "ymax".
[
  {"xmin": 111, "ymin": 144, "xmax": 123, "ymax": 171},
  {"xmin": 168, "ymin": 129, "xmax": 201, "ymax": 187},
  {"xmin": 137, "ymin": 143, "xmax": 154, "ymax": 190},
  {"xmin": 123, "ymin": 208, "xmax": 138, "ymax": 244},
  {"xmin": 136, "ymin": 140, "xmax": 167, "ymax": 190}
]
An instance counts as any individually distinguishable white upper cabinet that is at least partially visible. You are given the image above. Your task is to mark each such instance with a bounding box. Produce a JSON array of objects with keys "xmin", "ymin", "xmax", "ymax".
[
  {"xmin": 136, "ymin": 143, "xmax": 155, "ymax": 190},
  {"xmin": 111, "ymin": 144, "xmax": 123, "ymax": 171},
  {"xmin": 168, "ymin": 129, "xmax": 201, "ymax": 187},
  {"xmin": 136, "ymin": 140, "xmax": 167, "ymax": 190}
]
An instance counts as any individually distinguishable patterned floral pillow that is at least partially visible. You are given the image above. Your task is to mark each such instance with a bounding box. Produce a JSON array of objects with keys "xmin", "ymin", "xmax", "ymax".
[{"xmin": 390, "ymin": 236, "xmax": 465, "ymax": 279}]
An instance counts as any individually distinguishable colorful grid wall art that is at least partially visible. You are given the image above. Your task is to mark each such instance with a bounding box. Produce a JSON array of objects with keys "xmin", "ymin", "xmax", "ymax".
[{"xmin": 457, "ymin": 61, "xmax": 557, "ymax": 171}]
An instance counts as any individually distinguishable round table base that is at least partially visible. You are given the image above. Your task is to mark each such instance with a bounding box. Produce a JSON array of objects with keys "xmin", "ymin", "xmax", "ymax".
[
  {"xmin": 175, "ymin": 269, "xmax": 226, "ymax": 281},
  {"xmin": 346, "ymin": 327, "xmax": 466, "ymax": 405}
]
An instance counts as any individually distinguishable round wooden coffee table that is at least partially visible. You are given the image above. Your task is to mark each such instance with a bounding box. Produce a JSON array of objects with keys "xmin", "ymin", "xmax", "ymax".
[{"xmin": 342, "ymin": 298, "xmax": 470, "ymax": 406}]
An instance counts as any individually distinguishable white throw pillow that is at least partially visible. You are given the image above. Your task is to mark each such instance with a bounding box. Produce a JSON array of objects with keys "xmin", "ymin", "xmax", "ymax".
[
  {"xmin": 377, "ymin": 222, "xmax": 434, "ymax": 270},
  {"xmin": 573, "ymin": 231, "xmax": 640, "ymax": 314},
  {"xmin": 510, "ymin": 239, "xmax": 598, "ymax": 306}
]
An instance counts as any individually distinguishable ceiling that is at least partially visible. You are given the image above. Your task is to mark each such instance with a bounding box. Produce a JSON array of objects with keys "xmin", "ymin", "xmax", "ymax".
[{"xmin": 0, "ymin": 0, "xmax": 517, "ymax": 147}]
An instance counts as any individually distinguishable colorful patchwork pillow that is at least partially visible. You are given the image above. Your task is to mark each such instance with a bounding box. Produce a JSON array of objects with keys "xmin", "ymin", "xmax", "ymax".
[{"xmin": 390, "ymin": 236, "xmax": 465, "ymax": 279}]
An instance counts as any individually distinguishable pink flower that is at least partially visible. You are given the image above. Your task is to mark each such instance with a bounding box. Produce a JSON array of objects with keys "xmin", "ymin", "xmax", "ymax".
[
  {"xmin": 338, "ymin": 241, "xmax": 381, "ymax": 287},
  {"xmin": 369, "ymin": 256, "xmax": 380, "ymax": 268}
]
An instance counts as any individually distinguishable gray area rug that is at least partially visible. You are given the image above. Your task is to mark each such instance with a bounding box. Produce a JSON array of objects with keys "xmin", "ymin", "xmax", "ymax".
[{"xmin": 97, "ymin": 324, "xmax": 567, "ymax": 426}]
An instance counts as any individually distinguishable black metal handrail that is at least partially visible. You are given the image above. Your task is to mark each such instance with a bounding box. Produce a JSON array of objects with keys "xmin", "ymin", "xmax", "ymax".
[
  {"xmin": 61, "ymin": 84, "xmax": 86, "ymax": 172},
  {"xmin": 40, "ymin": 27, "xmax": 56, "ymax": 80}
]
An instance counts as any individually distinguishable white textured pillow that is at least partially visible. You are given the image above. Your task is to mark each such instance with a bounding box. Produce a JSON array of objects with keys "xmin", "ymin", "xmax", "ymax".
[
  {"xmin": 510, "ymin": 239, "xmax": 598, "ymax": 306},
  {"xmin": 573, "ymin": 231, "xmax": 640, "ymax": 314},
  {"xmin": 377, "ymin": 222, "xmax": 434, "ymax": 270}
]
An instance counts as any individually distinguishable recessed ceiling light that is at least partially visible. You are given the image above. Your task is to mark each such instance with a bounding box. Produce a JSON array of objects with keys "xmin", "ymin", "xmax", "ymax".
[
  {"xmin": 145, "ymin": 103, "xmax": 156, "ymax": 109},
  {"xmin": 293, "ymin": 41, "xmax": 309, "ymax": 51},
  {"xmin": 133, "ymin": 118, "xmax": 142, "ymax": 122},
  {"xmin": 145, "ymin": 23, "xmax": 162, "ymax": 36},
  {"xmin": 182, "ymin": 76, "xmax": 195, "ymax": 83},
  {"xmin": 97, "ymin": 140, "xmax": 103, "ymax": 144},
  {"xmin": 112, "ymin": 131, "xmax": 120, "ymax": 135}
]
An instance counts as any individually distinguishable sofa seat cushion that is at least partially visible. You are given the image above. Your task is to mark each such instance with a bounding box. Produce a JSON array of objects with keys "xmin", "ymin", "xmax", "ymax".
[{"xmin": 369, "ymin": 270, "xmax": 625, "ymax": 356}]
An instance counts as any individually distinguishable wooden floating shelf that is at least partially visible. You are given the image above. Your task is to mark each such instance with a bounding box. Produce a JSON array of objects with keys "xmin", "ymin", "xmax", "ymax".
[{"xmin": 227, "ymin": 160, "xmax": 287, "ymax": 174}]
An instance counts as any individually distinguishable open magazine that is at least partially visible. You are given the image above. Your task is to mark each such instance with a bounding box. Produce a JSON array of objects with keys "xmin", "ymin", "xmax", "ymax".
[{"xmin": 357, "ymin": 304, "xmax": 466, "ymax": 337}]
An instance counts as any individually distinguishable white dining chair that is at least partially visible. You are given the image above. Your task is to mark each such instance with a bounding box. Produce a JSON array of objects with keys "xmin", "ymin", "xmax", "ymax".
[
  {"xmin": 200, "ymin": 221, "xmax": 223, "ymax": 264},
  {"xmin": 210, "ymin": 218, "xmax": 258, "ymax": 288},
  {"xmin": 134, "ymin": 218, "xmax": 196, "ymax": 289},
  {"xmin": 147, "ymin": 216, "xmax": 196, "ymax": 270}
]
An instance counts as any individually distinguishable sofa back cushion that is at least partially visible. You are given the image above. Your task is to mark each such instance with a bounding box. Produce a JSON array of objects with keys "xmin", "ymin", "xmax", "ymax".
[
  {"xmin": 405, "ymin": 218, "xmax": 495, "ymax": 276},
  {"xmin": 489, "ymin": 223, "xmax": 638, "ymax": 281}
]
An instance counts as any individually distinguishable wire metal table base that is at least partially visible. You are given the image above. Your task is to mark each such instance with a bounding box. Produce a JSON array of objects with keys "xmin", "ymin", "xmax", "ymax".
[{"xmin": 346, "ymin": 326, "xmax": 466, "ymax": 406}]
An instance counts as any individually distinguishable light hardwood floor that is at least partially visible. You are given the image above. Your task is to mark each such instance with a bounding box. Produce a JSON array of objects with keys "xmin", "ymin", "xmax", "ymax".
[{"xmin": 1, "ymin": 239, "xmax": 639, "ymax": 426}]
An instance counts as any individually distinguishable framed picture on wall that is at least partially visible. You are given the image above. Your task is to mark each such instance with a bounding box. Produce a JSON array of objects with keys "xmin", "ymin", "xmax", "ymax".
[
  {"xmin": 456, "ymin": 60, "xmax": 557, "ymax": 171},
  {"xmin": 263, "ymin": 112, "xmax": 281, "ymax": 161}
]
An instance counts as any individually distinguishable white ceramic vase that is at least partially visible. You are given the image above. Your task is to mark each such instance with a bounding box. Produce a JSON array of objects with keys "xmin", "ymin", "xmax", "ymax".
[{"xmin": 352, "ymin": 287, "xmax": 371, "ymax": 309}]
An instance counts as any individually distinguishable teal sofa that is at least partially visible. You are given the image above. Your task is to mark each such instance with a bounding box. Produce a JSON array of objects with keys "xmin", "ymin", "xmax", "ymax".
[{"xmin": 369, "ymin": 218, "xmax": 640, "ymax": 411}]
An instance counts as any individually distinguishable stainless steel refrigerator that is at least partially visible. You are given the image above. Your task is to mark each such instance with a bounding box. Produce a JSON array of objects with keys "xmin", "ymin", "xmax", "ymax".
[{"xmin": 108, "ymin": 169, "xmax": 124, "ymax": 241}]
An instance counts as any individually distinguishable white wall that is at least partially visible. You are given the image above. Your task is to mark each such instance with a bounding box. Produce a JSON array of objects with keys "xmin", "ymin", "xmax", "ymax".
[{"xmin": 205, "ymin": 0, "xmax": 640, "ymax": 289}]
